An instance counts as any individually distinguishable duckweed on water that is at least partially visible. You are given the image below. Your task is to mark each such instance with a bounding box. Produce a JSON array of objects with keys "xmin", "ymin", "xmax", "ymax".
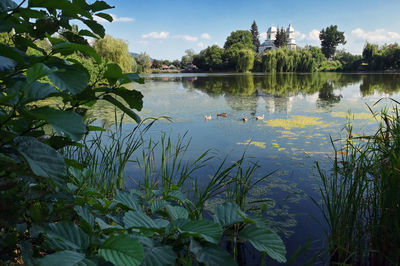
[
  {"xmin": 263, "ymin": 115, "xmax": 331, "ymax": 130},
  {"xmin": 331, "ymin": 111, "xmax": 375, "ymax": 120},
  {"xmin": 236, "ymin": 139, "xmax": 266, "ymax": 149}
]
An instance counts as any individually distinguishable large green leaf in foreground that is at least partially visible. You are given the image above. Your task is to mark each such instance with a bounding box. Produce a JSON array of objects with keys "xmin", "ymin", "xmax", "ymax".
[
  {"xmin": 38, "ymin": 250, "xmax": 86, "ymax": 266},
  {"xmin": 139, "ymin": 237, "xmax": 176, "ymax": 266},
  {"xmin": 39, "ymin": 222, "xmax": 89, "ymax": 251},
  {"xmin": 189, "ymin": 240, "xmax": 237, "ymax": 266},
  {"xmin": 15, "ymin": 136, "xmax": 66, "ymax": 182},
  {"xmin": 239, "ymin": 224, "xmax": 286, "ymax": 263},
  {"xmin": 98, "ymin": 235, "xmax": 144, "ymax": 266},
  {"xmin": 213, "ymin": 202, "xmax": 244, "ymax": 227},
  {"xmin": 177, "ymin": 219, "xmax": 223, "ymax": 244},
  {"xmin": 29, "ymin": 107, "xmax": 87, "ymax": 141}
]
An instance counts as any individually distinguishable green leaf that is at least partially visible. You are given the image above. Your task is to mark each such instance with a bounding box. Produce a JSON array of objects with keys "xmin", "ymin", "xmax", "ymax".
[
  {"xmin": 78, "ymin": 29, "xmax": 98, "ymax": 38},
  {"xmin": 114, "ymin": 190, "xmax": 141, "ymax": 211},
  {"xmin": 53, "ymin": 42, "xmax": 101, "ymax": 64},
  {"xmin": 38, "ymin": 250, "xmax": 86, "ymax": 266},
  {"xmin": 0, "ymin": 43, "xmax": 25, "ymax": 63},
  {"xmin": 213, "ymin": 202, "xmax": 244, "ymax": 227},
  {"xmin": 150, "ymin": 200, "xmax": 167, "ymax": 213},
  {"xmin": 123, "ymin": 211, "xmax": 160, "ymax": 230},
  {"xmin": 139, "ymin": 237, "xmax": 176, "ymax": 266},
  {"xmin": 98, "ymin": 235, "xmax": 144, "ymax": 266},
  {"xmin": 29, "ymin": 107, "xmax": 87, "ymax": 141},
  {"xmin": 26, "ymin": 63, "xmax": 53, "ymax": 84},
  {"xmin": 47, "ymin": 64, "xmax": 89, "ymax": 94},
  {"xmin": 167, "ymin": 189, "xmax": 188, "ymax": 203},
  {"xmin": 15, "ymin": 136, "xmax": 66, "ymax": 182},
  {"xmin": 39, "ymin": 222, "xmax": 89, "ymax": 251},
  {"xmin": 166, "ymin": 205, "xmax": 188, "ymax": 220},
  {"xmin": 0, "ymin": 56, "xmax": 16, "ymax": 71},
  {"xmin": 103, "ymin": 95, "xmax": 141, "ymax": 123},
  {"xmin": 82, "ymin": 19, "xmax": 105, "ymax": 38},
  {"xmin": 113, "ymin": 87, "xmax": 143, "ymax": 111},
  {"xmin": 190, "ymin": 240, "xmax": 237, "ymax": 266},
  {"xmin": 178, "ymin": 220, "xmax": 223, "ymax": 244},
  {"xmin": 74, "ymin": 206, "xmax": 95, "ymax": 227},
  {"xmin": 104, "ymin": 63, "xmax": 124, "ymax": 84},
  {"xmin": 0, "ymin": 0, "xmax": 17, "ymax": 12},
  {"xmin": 95, "ymin": 12, "xmax": 113, "ymax": 22},
  {"xmin": 90, "ymin": 1, "xmax": 114, "ymax": 12},
  {"xmin": 239, "ymin": 224, "xmax": 286, "ymax": 263},
  {"xmin": 95, "ymin": 217, "xmax": 123, "ymax": 230},
  {"xmin": 23, "ymin": 81, "xmax": 58, "ymax": 103}
]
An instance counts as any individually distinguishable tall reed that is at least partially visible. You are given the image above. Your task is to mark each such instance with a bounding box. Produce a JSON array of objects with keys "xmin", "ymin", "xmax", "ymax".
[{"xmin": 316, "ymin": 102, "xmax": 400, "ymax": 265}]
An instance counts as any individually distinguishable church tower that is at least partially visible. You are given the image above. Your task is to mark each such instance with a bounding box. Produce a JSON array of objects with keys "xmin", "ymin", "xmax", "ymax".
[{"xmin": 286, "ymin": 24, "xmax": 296, "ymax": 50}]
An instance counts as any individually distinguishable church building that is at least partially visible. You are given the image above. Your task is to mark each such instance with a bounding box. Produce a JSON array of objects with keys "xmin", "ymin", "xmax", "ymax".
[{"xmin": 259, "ymin": 24, "xmax": 296, "ymax": 53}]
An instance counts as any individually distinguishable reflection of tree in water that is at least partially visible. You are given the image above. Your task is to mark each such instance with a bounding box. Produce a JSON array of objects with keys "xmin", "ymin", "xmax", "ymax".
[
  {"xmin": 359, "ymin": 74, "xmax": 400, "ymax": 96},
  {"xmin": 316, "ymin": 81, "xmax": 342, "ymax": 108},
  {"xmin": 179, "ymin": 73, "xmax": 371, "ymax": 113}
]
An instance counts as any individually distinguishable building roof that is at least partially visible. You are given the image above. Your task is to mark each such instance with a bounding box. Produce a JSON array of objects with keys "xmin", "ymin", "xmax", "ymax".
[
  {"xmin": 287, "ymin": 24, "xmax": 294, "ymax": 32},
  {"xmin": 267, "ymin": 26, "xmax": 277, "ymax": 33}
]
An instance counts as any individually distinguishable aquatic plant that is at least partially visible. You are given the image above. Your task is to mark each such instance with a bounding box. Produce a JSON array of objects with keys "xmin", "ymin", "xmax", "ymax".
[{"xmin": 315, "ymin": 102, "xmax": 400, "ymax": 265}]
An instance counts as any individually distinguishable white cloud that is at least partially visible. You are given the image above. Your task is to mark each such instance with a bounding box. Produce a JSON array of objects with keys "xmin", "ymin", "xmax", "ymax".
[
  {"xmin": 201, "ymin": 33, "xmax": 211, "ymax": 40},
  {"xmin": 197, "ymin": 42, "xmax": 205, "ymax": 48},
  {"xmin": 173, "ymin": 35, "xmax": 198, "ymax": 41},
  {"xmin": 294, "ymin": 31, "xmax": 306, "ymax": 41},
  {"xmin": 308, "ymin": 29, "xmax": 320, "ymax": 41},
  {"xmin": 351, "ymin": 28, "xmax": 400, "ymax": 42},
  {"xmin": 93, "ymin": 13, "xmax": 134, "ymax": 23},
  {"xmin": 142, "ymin": 32, "xmax": 170, "ymax": 39}
]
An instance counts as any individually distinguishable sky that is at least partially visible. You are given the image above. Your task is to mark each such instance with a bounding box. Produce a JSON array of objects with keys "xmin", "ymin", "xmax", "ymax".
[{"xmin": 95, "ymin": 0, "xmax": 400, "ymax": 60}]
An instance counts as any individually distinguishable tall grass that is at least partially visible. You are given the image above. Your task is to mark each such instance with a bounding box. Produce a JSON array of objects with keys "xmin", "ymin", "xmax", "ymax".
[
  {"xmin": 316, "ymin": 102, "xmax": 400, "ymax": 265},
  {"xmin": 63, "ymin": 114, "xmax": 157, "ymax": 197}
]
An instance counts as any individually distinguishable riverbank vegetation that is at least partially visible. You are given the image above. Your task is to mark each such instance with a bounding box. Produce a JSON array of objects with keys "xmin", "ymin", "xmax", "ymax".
[
  {"xmin": 0, "ymin": 1, "xmax": 287, "ymax": 265},
  {"xmin": 316, "ymin": 103, "xmax": 400, "ymax": 265}
]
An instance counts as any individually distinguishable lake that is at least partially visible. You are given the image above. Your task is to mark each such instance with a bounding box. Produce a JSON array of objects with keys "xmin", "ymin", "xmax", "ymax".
[{"xmin": 91, "ymin": 72, "xmax": 400, "ymax": 265}]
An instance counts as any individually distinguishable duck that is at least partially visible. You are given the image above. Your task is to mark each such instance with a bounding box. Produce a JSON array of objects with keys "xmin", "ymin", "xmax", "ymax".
[
  {"xmin": 242, "ymin": 116, "xmax": 248, "ymax": 122},
  {"xmin": 204, "ymin": 115, "xmax": 212, "ymax": 120},
  {"xmin": 216, "ymin": 112, "xmax": 228, "ymax": 117},
  {"xmin": 256, "ymin": 114, "xmax": 264, "ymax": 120}
]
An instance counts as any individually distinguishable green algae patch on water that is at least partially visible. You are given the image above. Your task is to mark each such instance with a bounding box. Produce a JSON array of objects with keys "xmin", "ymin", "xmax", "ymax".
[
  {"xmin": 331, "ymin": 112, "xmax": 375, "ymax": 120},
  {"xmin": 236, "ymin": 139, "xmax": 266, "ymax": 149},
  {"xmin": 264, "ymin": 115, "xmax": 331, "ymax": 130}
]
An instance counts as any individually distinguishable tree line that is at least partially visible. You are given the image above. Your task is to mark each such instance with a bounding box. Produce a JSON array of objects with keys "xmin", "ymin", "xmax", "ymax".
[{"xmin": 187, "ymin": 22, "xmax": 400, "ymax": 73}]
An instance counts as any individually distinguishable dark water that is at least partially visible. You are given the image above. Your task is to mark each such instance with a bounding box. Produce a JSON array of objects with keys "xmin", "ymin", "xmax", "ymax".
[{"xmin": 92, "ymin": 73, "xmax": 400, "ymax": 265}]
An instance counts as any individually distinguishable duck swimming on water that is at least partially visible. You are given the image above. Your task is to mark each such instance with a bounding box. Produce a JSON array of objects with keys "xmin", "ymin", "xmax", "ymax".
[
  {"xmin": 204, "ymin": 115, "xmax": 212, "ymax": 120},
  {"xmin": 216, "ymin": 112, "xmax": 228, "ymax": 117},
  {"xmin": 256, "ymin": 114, "xmax": 264, "ymax": 120},
  {"xmin": 243, "ymin": 116, "xmax": 248, "ymax": 122}
]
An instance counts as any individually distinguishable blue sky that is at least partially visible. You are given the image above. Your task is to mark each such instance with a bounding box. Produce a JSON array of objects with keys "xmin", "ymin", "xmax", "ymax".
[{"xmin": 96, "ymin": 0, "xmax": 400, "ymax": 60}]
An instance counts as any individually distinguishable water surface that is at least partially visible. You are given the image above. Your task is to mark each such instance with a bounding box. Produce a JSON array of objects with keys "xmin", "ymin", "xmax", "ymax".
[{"xmin": 91, "ymin": 73, "xmax": 400, "ymax": 264}]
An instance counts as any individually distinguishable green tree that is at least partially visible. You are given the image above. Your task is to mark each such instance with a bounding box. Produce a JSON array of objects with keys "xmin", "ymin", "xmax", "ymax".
[
  {"xmin": 94, "ymin": 35, "xmax": 136, "ymax": 73},
  {"xmin": 319, "ymin": 25, "xmax": 346, "ymax": 59},
  {"xmin": 137, "ymin": 52, "xmax": 151, "ymax": 72},
  {"xmin": 274, "ymin": 28, "xmax": 287, "ymax": 48},
  {"xmin": 236, "ymin": 48, "xmax": 255, "ymax": 72},
  {"xmin": 193, "ymin": 45, "xmax": 224, "ymax": 71},
  {"xmin": 181, "ymin": 49, "xmax": 195, "ymax": 67},
  {"xmin": 250, "ymin": 21, "xmax": 260, "ymax": 52},
  {"xmin": 224, "ymin": 30, "xmax": 255, "ymax": 50},
  {"xmin": 362, "ymin": 43, "xmax": 379, "ymax": 64}
]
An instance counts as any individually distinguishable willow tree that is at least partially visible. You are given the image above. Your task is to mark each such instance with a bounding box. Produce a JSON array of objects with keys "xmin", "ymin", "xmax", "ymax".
[
  {"xmin": 94, "ymin": 35, "xmax": 136, "ymax": 73},
  {"xmin": 236, "ymin": 48, "xmax": 255, "ymax": 72}
]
